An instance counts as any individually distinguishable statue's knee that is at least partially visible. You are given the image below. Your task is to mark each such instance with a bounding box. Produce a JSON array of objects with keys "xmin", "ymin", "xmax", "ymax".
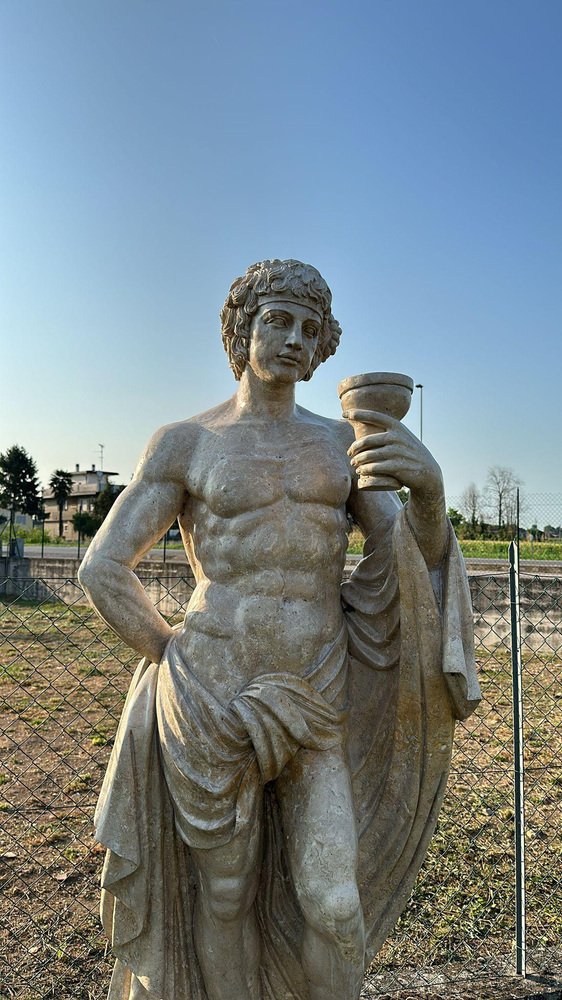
[
  {"xmin": 201, "ymin": 875, "xmax": 253, "ymax": 923},
  {"xmin": 299, "ymin": 879, "xmax": 362, "ymax": 937},
  {"xmin": 322, "ymin": 881, "xmax": 363, "ymax": 932}
]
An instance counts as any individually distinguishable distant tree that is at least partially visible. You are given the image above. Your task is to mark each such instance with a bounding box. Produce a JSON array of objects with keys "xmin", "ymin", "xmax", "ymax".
[
  {"xmin": 447, "ymin": 507, "xmax": 464, "ymax": 532},
  {"xmin": 72, "ymin": 511, "xmax": 99, "ymax": 539},
  {"xmin": 484, "ymin": 466, "xmax": 522, "ymax": 533},
  {"xmin": 397, "ymin": 488, "xmax": 409, "ymax": 506},
  {"xmin": 93, "ymin": 481, "xmax": 125, "ymax": 522},
  {"xmin": 0, "ymin": 445, "xmax": 41, "ymax": 545},
  {"xmin": 460, "ymin": 483, "xmax": 482, "ymax": 539},
  {"xmin": 49, "ymin": 469, "xmax": 74, "ymax": 537}
]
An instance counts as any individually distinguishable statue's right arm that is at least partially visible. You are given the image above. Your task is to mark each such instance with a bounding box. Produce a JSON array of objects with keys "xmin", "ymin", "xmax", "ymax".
[{"xmin": 78, "ymin": 423, "xmax": 193, "ymax": 664}]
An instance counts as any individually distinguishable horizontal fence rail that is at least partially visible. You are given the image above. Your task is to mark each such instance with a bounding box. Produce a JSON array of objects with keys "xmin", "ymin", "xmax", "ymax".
[{"xmin": 0, "ymin": 558, "xmax": 561, "ymax": 1000}]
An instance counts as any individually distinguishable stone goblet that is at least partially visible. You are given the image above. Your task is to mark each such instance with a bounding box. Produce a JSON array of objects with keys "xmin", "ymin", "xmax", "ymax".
[{"xmin": 338, "ymin": 372, "xmax": 414, "ymax": 490}]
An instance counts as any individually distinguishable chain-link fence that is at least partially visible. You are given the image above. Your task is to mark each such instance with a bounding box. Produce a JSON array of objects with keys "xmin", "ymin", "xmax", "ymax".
[{"xmin": 1, "ymin": 549, "xmax": 561, "ymax": 999}]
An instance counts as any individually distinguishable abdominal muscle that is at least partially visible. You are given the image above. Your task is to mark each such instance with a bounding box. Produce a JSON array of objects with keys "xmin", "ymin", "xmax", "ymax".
[{"xmin": 175, "ymin": 503, "xmax": 349, "ymax": 705}]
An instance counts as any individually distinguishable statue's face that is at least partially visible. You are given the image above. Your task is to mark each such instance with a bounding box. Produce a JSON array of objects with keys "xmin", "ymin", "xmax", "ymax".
[{"xmin": 247, "ymin": 298, "xmax": 321, "ymax": 385}]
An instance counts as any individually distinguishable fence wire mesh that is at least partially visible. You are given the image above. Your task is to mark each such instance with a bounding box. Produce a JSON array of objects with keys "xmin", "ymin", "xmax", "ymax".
[{"xmin": 1, "ymin": 555, "xmax": 561, "ymax": 1000}]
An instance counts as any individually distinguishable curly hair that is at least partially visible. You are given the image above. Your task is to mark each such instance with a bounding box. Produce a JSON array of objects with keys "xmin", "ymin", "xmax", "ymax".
[{"xmin": 220, "ymin": 259, "xmax": 342, "ymax": 381}]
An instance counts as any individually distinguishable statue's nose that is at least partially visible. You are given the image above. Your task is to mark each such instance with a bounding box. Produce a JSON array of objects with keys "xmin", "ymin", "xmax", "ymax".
[{"xmin": 285, "ymin": 325, "xmax": 303, "ymax": 349}]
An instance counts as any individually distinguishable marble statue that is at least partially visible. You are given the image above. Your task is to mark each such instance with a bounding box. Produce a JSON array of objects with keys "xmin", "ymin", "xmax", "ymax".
[{"xmin": 79, "ymin": 259, "xmax": 480, "ymax": 1000}]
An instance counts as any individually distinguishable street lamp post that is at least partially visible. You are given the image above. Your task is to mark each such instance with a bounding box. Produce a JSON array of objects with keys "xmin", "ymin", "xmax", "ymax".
[
  {"xmin": 415, "ymin": 383, "xmax": 424, "ymax": 442},
  {"xmin": 39, "ymin": 502, "xmax": 50, "ymax": 559}
]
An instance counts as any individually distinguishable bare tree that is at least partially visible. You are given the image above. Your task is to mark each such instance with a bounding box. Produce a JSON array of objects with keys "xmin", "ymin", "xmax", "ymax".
[
  {"xmin": 485, "ymin": 466, "xmax": 522, "ymax": 529},
  {"xmin": 460, "ymin": 483, "xmax": 482, "ymax": 537}
]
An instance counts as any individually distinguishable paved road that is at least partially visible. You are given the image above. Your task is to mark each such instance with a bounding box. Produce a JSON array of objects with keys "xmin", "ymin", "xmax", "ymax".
[
  {"xmin": 8, "ymin": 544, "xmax": 188, "ymax": 562},
  {"xmin": 15, "ymin": 544, "xmax": 89, "ymax": 560}
]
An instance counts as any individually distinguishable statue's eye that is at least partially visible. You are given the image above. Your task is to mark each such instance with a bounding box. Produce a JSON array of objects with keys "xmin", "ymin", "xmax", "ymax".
[
  {"xmin": 266, "ymin": 313, "xmax": 287, "ymax": 326},
  {"xmin": 304, "ymin": 325, "xmax": 319, "ymax": 339}
]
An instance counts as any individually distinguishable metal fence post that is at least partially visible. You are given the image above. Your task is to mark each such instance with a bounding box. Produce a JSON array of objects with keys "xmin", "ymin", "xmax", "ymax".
[{"xmin": 509, "ymin": 539, "xmax": 526, "ymax": 975}]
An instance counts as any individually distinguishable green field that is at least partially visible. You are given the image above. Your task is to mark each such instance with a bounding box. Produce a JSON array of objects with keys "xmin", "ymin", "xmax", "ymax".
[
  {"xmin": 347, "ymin": 530, "xmax": 562, "ymax": 561},
  {"xmin": 458, "ymin": 539, "xmax": 562, "ymax": 560}
]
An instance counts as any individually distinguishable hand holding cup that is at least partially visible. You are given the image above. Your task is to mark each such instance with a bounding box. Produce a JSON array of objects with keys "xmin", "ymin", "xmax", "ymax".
[{"xmin": 338, "ymin": 372, "xmax": 414, "ymax": 490}]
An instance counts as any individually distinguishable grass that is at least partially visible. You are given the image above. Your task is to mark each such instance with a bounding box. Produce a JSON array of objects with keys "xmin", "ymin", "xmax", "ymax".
[
  {"xmin": 347, "ymin": 530, "xmax": 562, "ymax": 561},
  {"xmin": 458, "ymin": 540, "xmax": 562, "ymax": 561},
  {"xmin": 0, "ymin": 597, "xmax": 561, "ymax": 998}
]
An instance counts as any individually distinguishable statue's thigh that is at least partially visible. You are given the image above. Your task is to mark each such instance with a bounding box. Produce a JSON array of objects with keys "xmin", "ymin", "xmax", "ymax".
[
  {"xmin": 190, "ymin": 800, "xmax": 264, "ymax": 899},
  {"xmin": 276, "ymin": 747, "xmax": 358, "ymax": 887}
]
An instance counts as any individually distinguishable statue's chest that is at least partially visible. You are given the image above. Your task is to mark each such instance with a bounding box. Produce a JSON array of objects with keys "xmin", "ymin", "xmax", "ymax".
[{"xmin": 189, "ymin": 426, "xmax": 351, "ymax": 518}]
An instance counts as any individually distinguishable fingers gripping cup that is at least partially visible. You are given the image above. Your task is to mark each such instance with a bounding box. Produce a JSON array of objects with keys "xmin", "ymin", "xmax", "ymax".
[{"xmin": 338, "ymin": 372, "xmax": 414, "ymax": 490}]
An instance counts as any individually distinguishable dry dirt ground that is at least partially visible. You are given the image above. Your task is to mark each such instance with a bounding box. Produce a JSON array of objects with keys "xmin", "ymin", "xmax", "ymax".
[{"xmin": 0, "ymin": 594, "xmax": 561, "ymax": 1000}]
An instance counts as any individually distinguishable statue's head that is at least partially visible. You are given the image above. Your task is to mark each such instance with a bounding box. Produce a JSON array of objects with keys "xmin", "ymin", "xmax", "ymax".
[{"xmin": 220, "ymin": 259, "xmax": 342, "ymax": 381}]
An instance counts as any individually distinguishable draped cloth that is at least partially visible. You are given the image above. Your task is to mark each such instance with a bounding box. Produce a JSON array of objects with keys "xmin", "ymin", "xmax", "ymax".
[{"xmin": 94, "ymin": 508, "xmax": 480, "ymax": 999}]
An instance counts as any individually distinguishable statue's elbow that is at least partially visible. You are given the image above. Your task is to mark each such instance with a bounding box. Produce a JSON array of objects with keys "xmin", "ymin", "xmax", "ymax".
[{"xmin": 78, "ymin": 550, "xmax": 102, "ymax": 603}]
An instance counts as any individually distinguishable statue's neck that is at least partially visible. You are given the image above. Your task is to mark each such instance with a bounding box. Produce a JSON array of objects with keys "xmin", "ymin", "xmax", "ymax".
[{"xmin": 235, "ymin": 369, "xmax": 296, "ymax": 421}]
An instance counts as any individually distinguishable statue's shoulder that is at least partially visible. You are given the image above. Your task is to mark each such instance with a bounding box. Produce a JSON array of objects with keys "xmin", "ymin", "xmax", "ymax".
[
  {"xmin": 139, "ymin": 399, "xmax": 234, "ymax": 482},
  {"xmin": 186, "ymin": 397, "xmax": 236, "ymax": 431},
  {"xmin": 296, "ymin": 405, "xmax": 355, "ymax": 448}
]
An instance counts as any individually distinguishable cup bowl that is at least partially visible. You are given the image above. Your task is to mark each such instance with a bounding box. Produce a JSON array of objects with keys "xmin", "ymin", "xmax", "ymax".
[{"xmin": 337, "ymin": 371, "xmax": 414, "ymax": 421}]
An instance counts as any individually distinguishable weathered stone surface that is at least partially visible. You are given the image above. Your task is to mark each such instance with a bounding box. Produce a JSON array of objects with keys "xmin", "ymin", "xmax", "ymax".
[{"xmin": 78, "ymin": 260, "xmax": 480, "ymax": 1000}]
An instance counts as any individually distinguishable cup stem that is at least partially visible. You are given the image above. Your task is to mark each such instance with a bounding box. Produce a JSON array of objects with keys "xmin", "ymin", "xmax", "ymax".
[{"xmin": 349, "ymin": 419, "xmax": 402, "ymax": 492}]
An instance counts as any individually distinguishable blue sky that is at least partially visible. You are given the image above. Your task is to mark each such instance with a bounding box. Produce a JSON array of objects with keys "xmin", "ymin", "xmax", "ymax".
[{"xmin": 1, "ymin": 0, "xmax": 561, "ymax": 516}]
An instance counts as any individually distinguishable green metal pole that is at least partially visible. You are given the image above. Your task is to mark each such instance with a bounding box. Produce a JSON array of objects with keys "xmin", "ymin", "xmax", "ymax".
[{"xmin": 509, "ymin": 538, "xmax": 526, "ymax": 976}]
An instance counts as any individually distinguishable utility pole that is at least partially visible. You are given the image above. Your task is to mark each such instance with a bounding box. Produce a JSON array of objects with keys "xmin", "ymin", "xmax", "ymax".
[{"xmin": 98, "ymin": 444, "xmax": 104, "ymax": 471}]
